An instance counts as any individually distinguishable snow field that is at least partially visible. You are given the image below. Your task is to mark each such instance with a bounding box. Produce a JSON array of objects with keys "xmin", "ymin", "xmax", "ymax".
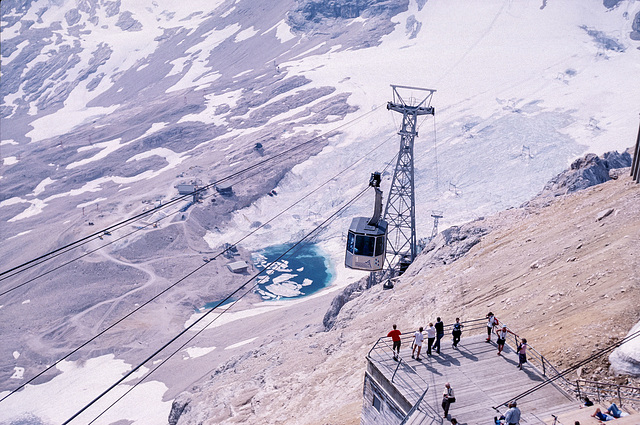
[{"xmin": 0, "ymin": 355, "xmax": 171, "ymax": 425}]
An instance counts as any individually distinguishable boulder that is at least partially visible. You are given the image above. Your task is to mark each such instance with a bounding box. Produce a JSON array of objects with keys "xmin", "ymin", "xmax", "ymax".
[{"xmin": 609, "ymin": 320, "xmax": 640, "ymax": 377}]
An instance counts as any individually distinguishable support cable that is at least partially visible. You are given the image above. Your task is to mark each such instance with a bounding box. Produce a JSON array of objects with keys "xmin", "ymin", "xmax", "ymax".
[
  {"xmin": 432, "ymin": 113, "xmax": 439, "ymax": 192},
  {"xmin": 0, "ymin": 129, "xmax": 397, "ymax": 403},
  {"xmin": 0, "ymin": 103, "xmax": 385, "ymax": 281},
  {"xmin": 61, "ymin": 186, "xmax": 371, "ymax": 425},
  {"xmin": 0, "ymin": 155, "xmax": 311, "ymax": 298}
]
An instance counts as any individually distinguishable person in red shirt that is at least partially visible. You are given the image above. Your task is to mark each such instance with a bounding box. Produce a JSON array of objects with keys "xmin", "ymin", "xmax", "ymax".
[{"xmin": 387, "ymin": 324, "xmax": 402, "ymax": 360}]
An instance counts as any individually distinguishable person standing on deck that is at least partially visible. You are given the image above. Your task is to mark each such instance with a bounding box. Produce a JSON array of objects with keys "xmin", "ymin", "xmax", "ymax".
[
  {"xmin": 452, "ymin": 317, "xmax": 463, "ymax": 348},
  {"xmin": 412, "ymin": 327, "xmax": 424, "ymax": 360},
  {"xmin": 442, "ymin": 382, "xmax": 455, "ymax": 418},
  {"xmin": 433, "ymin": 317, "xmax": 445, "ymax": 354},
  {"xmin": 496, "ymin": 325, "xmax": 517, "ymax": 355},
  {"xmin": 504, "ymin": 401, "xmax": 521, "ymax": 425},
  {"xmin": 426, "ymin": 323, "xmax": 436, "ymax": 356},
  {"xmin": 387, "ymin": 324, "xmax": 402, "ymax": 361},
  {"xmin": 517, "ymin": 338, "xmax": 528, "ymax": 370},
  {"xmin": 486, "ymin": 312, "xmax": 498, "ymax": 342}
]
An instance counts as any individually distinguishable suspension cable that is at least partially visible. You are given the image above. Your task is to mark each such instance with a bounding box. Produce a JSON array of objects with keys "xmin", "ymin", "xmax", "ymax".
[
  {"xmin": 0, "ymin": 127, "xmax": 397, "ymax": 404},
  {"xmin": 61, "ymin": 186, "xmax": 371, "ymax": 425},
  {"xmin": 0, "ymin": 103, "xmax": 385, "ymax": 281},
  {"xmin": 0, "ymin": 157, "xmax": 300, "ymax": 298}
]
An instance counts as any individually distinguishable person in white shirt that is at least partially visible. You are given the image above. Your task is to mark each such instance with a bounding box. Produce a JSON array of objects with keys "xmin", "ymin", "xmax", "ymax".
[
  {"xmin": 426, "ymin": 323, "xmax": 436, "ymax": 355},
  {"xmin": 486, "ymin": 312, "xmax": 498, "ymax": 342},
  {"xmin": 412, "ymin": 327, "xmax": 424, "ymax": 360},
  {"xmin": 496, "ymin": 326, "xmax": 517, "ymax": 355},
  {"xmin": 504, "ymin": 401, "xmax": 521, "ymax": 425}
]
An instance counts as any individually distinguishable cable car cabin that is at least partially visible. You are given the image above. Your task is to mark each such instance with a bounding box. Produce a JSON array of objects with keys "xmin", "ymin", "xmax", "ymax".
[{"xmin": 345, "ymin": 217, "xmax": 388, "ymax": 271}]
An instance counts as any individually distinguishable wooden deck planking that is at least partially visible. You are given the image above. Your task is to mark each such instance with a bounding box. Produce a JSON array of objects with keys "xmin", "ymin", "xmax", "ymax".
[{"xmin": 375, "ymin": 333, "xmax": 576, "ymax": 424}]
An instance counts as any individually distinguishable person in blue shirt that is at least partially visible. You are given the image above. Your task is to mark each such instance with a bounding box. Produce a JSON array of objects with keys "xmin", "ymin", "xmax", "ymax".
[{"xmin": 452, "ymin": 317, "xmax": 463, "ymax": 348}]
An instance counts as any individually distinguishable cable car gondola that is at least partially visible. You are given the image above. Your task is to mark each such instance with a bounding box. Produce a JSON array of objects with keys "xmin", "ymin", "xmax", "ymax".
[{"xmin": 345, "ymin": 172, "xmax": 388, "ymax": 271}]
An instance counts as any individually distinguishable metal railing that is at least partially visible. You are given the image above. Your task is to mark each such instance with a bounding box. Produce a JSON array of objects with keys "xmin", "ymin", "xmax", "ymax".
[
  {"xmin": 576, "ymin": 379, "xmax": 640, "ymax": 407},
  {"xmin": 500, "ymin": 325, "xmax": 575, "ymax": 391},
  {"xmin": 399, "ymin": 386, "xmax": 429, "ymax": 425},
  {"xmin": 367, "ymin": 333, "xmax": 429, "ymax": 403},
  {"xmin": 369, "ymin": 318, "xmax": 640, "ymax": 420},
  {"xmin": 367, "ymin": 318, "xmax": 489, "ymax": 422}
]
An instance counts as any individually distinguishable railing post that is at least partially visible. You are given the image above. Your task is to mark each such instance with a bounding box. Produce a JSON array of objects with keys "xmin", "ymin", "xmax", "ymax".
[
  {"xmin": 542, "ymin": 357, "xmax": 546, "ymax": 376},
  {"xmin": 618, "ymin": 386, "xmax": 622, "ymax": 407},
  {"xmin": 392, "ymin": 358, "xmax": 402, "ymax": 383},
  {"xmin": 597, "ymin": 385, "xmax": 601, "ymax": 404},
  {"xmin": 576, "ymin": 380, "xmax": 581, "ymax": 400}
]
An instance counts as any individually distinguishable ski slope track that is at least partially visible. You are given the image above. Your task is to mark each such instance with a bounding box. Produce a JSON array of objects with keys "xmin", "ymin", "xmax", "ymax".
[{"xmin": 0, "ymin": 0, "xmax": 639, "ymax": 423}]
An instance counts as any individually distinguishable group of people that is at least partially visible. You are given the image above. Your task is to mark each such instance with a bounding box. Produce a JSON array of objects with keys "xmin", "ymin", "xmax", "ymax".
[
  {"xmin": 409, "ymin": 317, "xmax": 446, "ymax": 360},
  {"xmin": 386, "ymin": 313, "xmax": 531, "ymax": 423},
  {"xmin": 578, "ymin": 396, "xmax": 630, "ymax": 422},
  {"xmin": 486, "ymin": 312, "xmax": 528, "ymax": 370},
  {"xmin": 387, "ymin": 317, "xmax": 464, "ymax": 362},
  {"xmin": 389, "ymin": 313, "xmax": 528, "ymax": 367}
]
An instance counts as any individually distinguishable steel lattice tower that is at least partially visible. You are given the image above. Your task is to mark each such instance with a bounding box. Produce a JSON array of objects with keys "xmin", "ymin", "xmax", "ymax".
[{"xmin": 383, "ymin": 85, "xmax": 435, "ymax": 280}]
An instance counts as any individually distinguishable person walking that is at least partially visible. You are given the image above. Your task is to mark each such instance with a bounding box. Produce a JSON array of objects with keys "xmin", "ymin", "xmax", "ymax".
[
  {"xmin": 517, "ymin": 338, "xmax": 528, "ymax": 370},
  {"xmin": 412, "ymin": 327, "xmax": 424, "ymax": 360},
  {"xmin": 452, "ymin": 317, "xmax": 463, "ymax": 349},
  {"xmin": 442, "ymin": 382, "xmax": 455, "ymax": 418},
  {"xmin": 496, "ymin": 326, "xmax": 517, "ymax": 355},
  {"xmin": 433, "ymin": 317, "xmax": 444, "ymax": 354},
  {"xmin": 504, "ymin": 401, "xmax": 521, "ymax": 425},
  {"xmin": 387, "ymin": 324, "xmax": 402, "ymax": 360},
  {"xmin": 426, "ymin": 322, "xmax": 436, "ymax": 356},
  {"xmin": 486, "ymin": 312, "xmax": 498, "ymax": 342}
]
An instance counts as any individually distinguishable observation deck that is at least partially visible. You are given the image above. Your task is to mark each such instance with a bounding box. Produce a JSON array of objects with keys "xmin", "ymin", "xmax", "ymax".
[{"xmin": 362, "ymin": 319, "xmax": 577, "ymax": 424}]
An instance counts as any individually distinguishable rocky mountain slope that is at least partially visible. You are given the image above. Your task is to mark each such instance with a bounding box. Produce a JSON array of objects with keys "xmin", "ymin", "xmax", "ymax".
[
  {"xmin": 171, "ymin": 156, "xmax": 640, "ymax": 425},
  {"xmin": 2, "ymin": 0, "xmax": 640, "ymax": 422}
]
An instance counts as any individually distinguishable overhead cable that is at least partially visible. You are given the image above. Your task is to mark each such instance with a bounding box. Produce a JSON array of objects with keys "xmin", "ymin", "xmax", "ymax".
[
  {"xmin": 0, "ymin": 127, "xmax": 397, "ymax": 403},
  {"xmin": 0, "ymin": 103, "xmax": 385, "ymax": 281},
  {"xmin": 61, "ymin": 185, "xmax": 370, "ymax": 424}
]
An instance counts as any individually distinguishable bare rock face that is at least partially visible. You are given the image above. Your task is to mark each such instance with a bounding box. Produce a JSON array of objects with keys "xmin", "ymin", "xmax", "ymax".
[
  {"xmin": 168, "ymin": 395, "xmax": 191, "ymax": 425},
  {"xmin": 533, "ymin": 150, "xmax": 632, "ymax": 198},
  {"xmin": 413, "ymin": 221, "xmax": 491, "ymax": 269},
  {"xmin": 323, "ymin": 275, "xmax": 371, "ymax": 330},
  {"xmin": 287, "ymin": 0, "xmax": 409, "ymax": 47},
  {"xmin": 288, "ymin": 0, "xmax": 408, "ymax": 27},
  {"xmin": 631, "ymin": 11, "xmax": 640, "ymax": 40}
]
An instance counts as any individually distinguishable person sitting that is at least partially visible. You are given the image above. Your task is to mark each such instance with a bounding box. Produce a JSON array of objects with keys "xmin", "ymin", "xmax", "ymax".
[
  {"xmin": 591, "ymin": 407, "xmax": 614, "ymax": 421},
  {"xmin": 580, "ymin": 396, "xmax": 593, "ymax": 407}
]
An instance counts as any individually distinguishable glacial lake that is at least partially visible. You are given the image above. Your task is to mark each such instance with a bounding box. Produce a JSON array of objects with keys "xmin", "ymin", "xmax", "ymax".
[{"xmin": 251, "ymin": 243, "xmax": 334, "ymax": 300}]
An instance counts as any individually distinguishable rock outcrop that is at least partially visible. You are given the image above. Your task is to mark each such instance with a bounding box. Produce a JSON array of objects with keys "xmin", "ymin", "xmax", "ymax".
[
  {"xmin": 323, "ymin": 275, "xmax": 372, "ymax": 330},
  {"xmin": 531, "ymin": 150, "xmax": 632, "ymax": 199},
  {"xmin": 610, "ymin": 321, "xmax": 640, "ymax": 377},
  {"xmin": 168, "ymin": 395, "xmax": 191, "ymax": 425}
]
